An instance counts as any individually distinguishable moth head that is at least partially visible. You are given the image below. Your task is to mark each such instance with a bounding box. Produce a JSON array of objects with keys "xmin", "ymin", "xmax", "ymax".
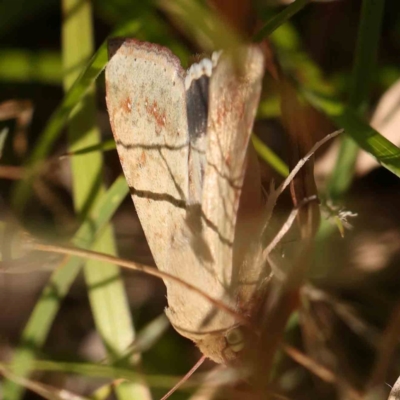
[{"xmin": 185, "ymin": 325, "xmax": 250, "ymax": 365}]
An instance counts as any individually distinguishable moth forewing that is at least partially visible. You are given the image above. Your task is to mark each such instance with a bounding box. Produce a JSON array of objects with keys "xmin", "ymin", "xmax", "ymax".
[
  {"xmin": 106, "ymin": 38, "xmax": 211, "ymax": 342},
  {"xmin": 106, "ymin": 39, "xmax": 267, "ymax": 364},
  {"xmin": 201, "ymin": 45, "xmax": 267, "ymax": 311},
  {"xmin": 172, "ymin": 46, "xmax": 268, "ymax": 363}
]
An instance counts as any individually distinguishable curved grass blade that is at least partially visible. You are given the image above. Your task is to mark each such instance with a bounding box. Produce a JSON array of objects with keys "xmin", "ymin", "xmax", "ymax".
[
  {"xmin": 0, "ymin": 365, "xmax": 89, "ymax": 400},
  {"xmin": 252, "ymin": 134, "xmax": 288, "ymax": 177},
  {"xmin": 111, "ymin": 314, "xmax": 170, "ymax": 365},
  {"xmin": 304, "ymin": 89, "xmax": 400, "ymax": 179},
  {"xmin": 11, "ymin": 18, "xmax": 142, "ymax": 213},
  {"xmin": 268, "ymin": 13, "xmax": 400, "ymax": 181},
  {"xmin": 3, "ymin": 176, "xmax": 129, "ymax": 400},
  {"xmin": 59, "ymin": 139, "xmax": 115, "ymax": 159},
  {"xmin": 327, "ymin": 0, "xmax": 386, "ymax": 199},
  {"xmin": 2, "ymin": 360, "xmax": 195, "ymax": 391},
  {"xmin": 253, "ymin": 0, "xmax": 311, "ymax": 42}
]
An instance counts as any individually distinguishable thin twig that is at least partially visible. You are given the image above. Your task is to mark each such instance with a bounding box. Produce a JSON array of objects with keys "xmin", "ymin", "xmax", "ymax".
[
  {"xmin": 160, "ymin": 356, "xmax": 206, "ymax": 400},
  {"xmin": 27, "ymin": 241, "xmax": 255, "ymax": 330},
  {"xmin": 263, "ymin": 129, "xmax": 343, "ymax": 231},
  {"xmin": 0, "ymin": 165, "xmax": 24, "ymax": 180}
]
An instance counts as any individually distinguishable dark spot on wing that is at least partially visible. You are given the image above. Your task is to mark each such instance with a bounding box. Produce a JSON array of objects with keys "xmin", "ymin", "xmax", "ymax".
[{"xmin": 186, "ymin": 75, "xmax": 209, "ymax": 141}]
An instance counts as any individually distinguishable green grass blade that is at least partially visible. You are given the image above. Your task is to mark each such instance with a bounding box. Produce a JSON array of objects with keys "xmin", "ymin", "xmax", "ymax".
[
  {"xmin": 61, "ymin": 1, "xmax": 150, "ymax": 400},
  {"xmin": 11, "ymin": 18, "xmax": 142, "ymax": 214},
  {"xmin": 327, "ymin": 0, "xmax": 386, "ymax": 200},
  {"xmin": 348, "ymin": 1, "xmax": 385, "ymax": 110},
  {"xmin": 253, "ymin": 0, "xmax": 310, "ymax": 42},
  {"xmin": 60, "ymin": 139, "xmax": 115, "ymax": 158},
  {"xmin": 3, "ymin": 175, "xmax": 129, "ymax": 400},
  {"xmin": 2, "ymin": 360, "xmax": 184, "ymax": 390},
  {"xmin": 257, "ymin": 96, "xmax": 281, "ymax": 118},
  {"xmin": 251, "ymin": 135, "xmax": 288, "ymax": 177},
  {"xmin": 304, "ymin": 90, "xmax": 400, "ymax": 178},
  {"xmin": 268, "ymin": 15, "xmax": 400, "ymax": 182},
  {"xmin": 114, "ymin": 314, "xmax": 170, "ymax": 364}
]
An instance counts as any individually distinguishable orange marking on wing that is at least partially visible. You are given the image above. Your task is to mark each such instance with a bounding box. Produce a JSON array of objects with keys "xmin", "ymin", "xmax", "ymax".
[
  {"xmin": 121, "ymin": 97, "xmax": 132, "ymax": 113},
  {"xmin": 139, "ymin": 150, "xmax": 146, "ymax": 166},
  {"xmin": 145, "ymin": 99, "xmax": 167, "ymax": 135}
]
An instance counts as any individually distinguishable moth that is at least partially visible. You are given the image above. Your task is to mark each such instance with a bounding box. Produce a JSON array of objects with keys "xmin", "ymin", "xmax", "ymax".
[{"xmin": 105, "ymin": 39, "xmax": 270, "ymax": 364}]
